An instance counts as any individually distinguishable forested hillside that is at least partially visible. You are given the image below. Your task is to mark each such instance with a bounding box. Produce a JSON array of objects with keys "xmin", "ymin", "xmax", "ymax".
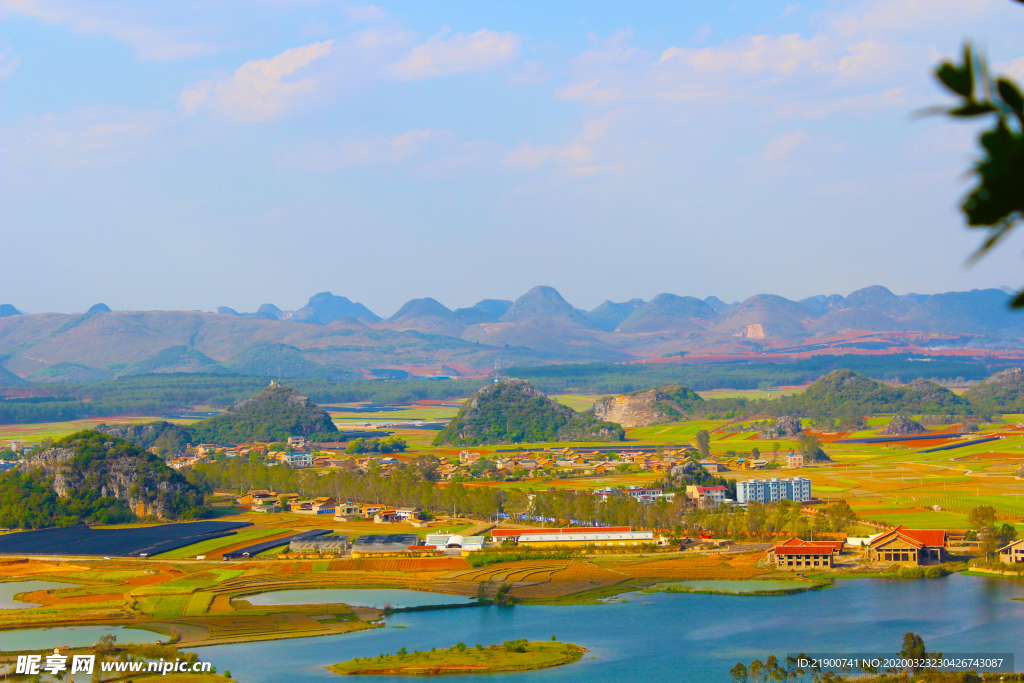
[
  {"xmin": 1, "ymin": 431, "xmax": 206, "ymax": 529},
  {"xmin": 434, "ymin": 379, "xmax": 625, "ymax": 446}
]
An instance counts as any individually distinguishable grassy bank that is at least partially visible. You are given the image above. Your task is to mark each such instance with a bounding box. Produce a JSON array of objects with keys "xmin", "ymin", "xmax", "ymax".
[{"xmin": 328, "ymin": 640, "xmax": 587, "ymax": 676}]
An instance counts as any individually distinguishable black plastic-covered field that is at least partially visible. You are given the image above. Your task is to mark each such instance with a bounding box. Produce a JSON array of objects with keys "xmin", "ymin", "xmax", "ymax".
[
  {"xmin": 222, "ymin": 528, "xmax": 331, "ymax": 559},
  {"xmin": 0, "ymin": 520, "xmax": 252, "ymax": 557},
  {"xmin": 352, "ymin": 533, "xmax": 419, "ymax": 552}
]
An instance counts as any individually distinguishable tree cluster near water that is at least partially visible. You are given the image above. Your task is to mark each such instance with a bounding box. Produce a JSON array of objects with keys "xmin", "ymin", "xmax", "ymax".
[
  {"xmin": 730, "ymin": 632, "xmax": 956, "ymax": 682},
  {"xmin": 187, "ymin": 454, "xmax": 743, "ymax": 529}
]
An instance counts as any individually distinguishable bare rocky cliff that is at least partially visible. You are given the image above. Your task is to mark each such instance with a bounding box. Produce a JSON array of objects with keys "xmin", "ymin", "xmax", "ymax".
[
  {"xmin": 592, "ymin": 384, "xmax": 701, "ymax": 428},
  {"xmin": 23, "ymin": 432, "xmax": 205, "ymax": 520}
]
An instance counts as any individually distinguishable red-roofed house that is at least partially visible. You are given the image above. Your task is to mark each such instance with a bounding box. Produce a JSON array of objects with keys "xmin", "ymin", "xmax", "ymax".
[
  {"xmin": 767, "ymin": 538, "xmax": 841, "ymax": 569},
  {"xmin": 685, "ymin": 485, "xmax": 728, "ymax": 509},
  {"xmin": 868, "ymin": 526, "xmax": 947, "ymax": 565}
]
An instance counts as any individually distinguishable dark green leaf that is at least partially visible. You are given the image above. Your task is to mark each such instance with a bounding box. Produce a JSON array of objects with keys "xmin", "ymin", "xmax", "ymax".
[
  {"xmin": 948, "ymin": 102, "xmax": 997, "ymax": 117},
  {"xmin": 1011, "ymin": 289, "xmax": 1024, "ymax": 309},
  {"xmin": 997, "ymin": 78, "xmax": 1024, "ymax": 114},
  {"xmin": 937, "ymin": 46, "xmax": 975, "ymax": 98}
]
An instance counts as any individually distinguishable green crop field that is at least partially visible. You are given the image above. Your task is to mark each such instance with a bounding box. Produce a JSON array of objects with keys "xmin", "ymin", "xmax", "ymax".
[
  {"xmin": 329, "ymin": 404, "xmax": 459, "ymax": 422},
  {"xmin": 156, "ymin": 528, "xmax": 292, "ymax": 559},
  {"xmin": 696, "ymin": 386, "xmax": 807, "ymax": 400},
  {"xmin": 0, "ymin": 417, "xmax": 198, "ymax": 445},
  {"xmin": 551, "ymin": 394, "xmax": 605, "ymax": 412}
]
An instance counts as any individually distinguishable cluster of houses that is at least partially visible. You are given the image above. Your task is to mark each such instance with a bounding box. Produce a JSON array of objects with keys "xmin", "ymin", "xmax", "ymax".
[
  {"xmin": 768, "ymin": 524, "xmax": 955, "ymax": 571},
  {"xmin": 239, "ymin": 490, "xmax": 427, "ymax": 526},
  {"xmin": 169, "ymin": 437, "xmax": 314, "ymax": 470},
  {"xmin": 439, "ymin": 448, "xmax": 702, "ymax": 479}
]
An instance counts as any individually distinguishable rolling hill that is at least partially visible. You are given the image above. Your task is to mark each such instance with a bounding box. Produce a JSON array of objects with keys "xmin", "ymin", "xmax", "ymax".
[
  {"xmin": 434, "ymin": 379, "xmax": 624, "ymax": 445},
  {"xmin": 4, "ymin": 285, "xmax": 1024, "ymax": 383}
]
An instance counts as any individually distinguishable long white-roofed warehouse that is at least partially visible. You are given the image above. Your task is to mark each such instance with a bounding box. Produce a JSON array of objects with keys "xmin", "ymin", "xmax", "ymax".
[{"xmin": 516, "ymin": 530, "xmax": 654, "ymax": 548}]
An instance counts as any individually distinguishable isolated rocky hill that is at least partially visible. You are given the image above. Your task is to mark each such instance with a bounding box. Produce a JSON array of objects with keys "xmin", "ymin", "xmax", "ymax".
[
  {"xmin": 192, "ymin": 382, "xmax": 337, "ymax": 443},
  {"xmin": 963, "ymin": 367, "xmax": 1024, "ymax": 413},
  {"xmin": 881, "ymin": 415, "xmax": 926, "ymax": 435},
  {"xmin": 18, "ymin": 430, "xmax": 206, "ymax": 522},
  {"xmin": 4, "ymin": 285, "xmax": 1024, "ymax": 382},
  {"xmin": 592, "ymin": 384, "xmax": 703, "ymax": 427},
  {"xmin": 434, "ymin": 379, "xmax": 624, "ymax": 445},
  {"xmin": 768, "ymin": 369, "xmax": 972, "ymax": 422},
  {"xmin": 97, "ymin": 383, "xmax": 337, "ymax": 450}
]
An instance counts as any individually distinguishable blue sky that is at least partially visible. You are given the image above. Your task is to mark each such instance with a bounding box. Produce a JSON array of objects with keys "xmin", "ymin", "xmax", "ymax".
[{"xmin": 2, "ymin": 0, "xmax": 1024, "ymax": 318}]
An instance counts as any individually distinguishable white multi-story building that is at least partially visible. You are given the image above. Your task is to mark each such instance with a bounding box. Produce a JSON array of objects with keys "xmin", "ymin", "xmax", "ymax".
[
  {"xmin": 283, "ymin": 452, "xmax": 313, "ymax": 468},
  {"xmin": 736, "ymin": 477, "xmax": 812, "ymax": 504}
]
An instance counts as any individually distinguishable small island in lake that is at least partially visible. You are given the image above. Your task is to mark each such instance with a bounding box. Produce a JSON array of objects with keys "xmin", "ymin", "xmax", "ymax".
[{"xmin": 328, "ymin": 639, "xmax": 588, "ymax": 676}]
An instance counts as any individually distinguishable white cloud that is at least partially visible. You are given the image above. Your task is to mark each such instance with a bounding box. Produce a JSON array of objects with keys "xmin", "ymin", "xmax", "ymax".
[
  {"xmin": 0, "ymin": 48, "xmax": 19, "ymax": 81},
  {"xmin": 997, "ymin": 56, "xmax": 1024, "ymax": 81},
  {"xmin": 503, "ymin": 141, "xmax": 593, "ymax": 169},
  {"xmin": 179, "ymin": 40, "xmax": 334, "ymax": 121},
  {"xmin": 346, "ymin": 5, "xmax": 388, "ymax": 23},
  {"xmin": 763, "ymin": 129, "xmax": 807, "ymax": 161},
  {"xmin": 827, "ymin": 0, "xmax": 1002, "ymax": 36},
  {"xmin": 384, "ymin": 29, "xmax": 521, "ymax": 80},
  {"xmin": 826, "ymin": 40, "xmax": 895, "ymax": 81},
  {"xmin": 661, "ymin": 34, "xmax": 828, "ymax": 74},
  {"xmin": 784, "ymin": 87, "xmax": 907, "ymax": 119},
  {"xmin": 1, "ymin": 106, "xmax": 173, "ymax": 167},
  {"xmin": 280, "ymin": 129, "xmax": 454, "ymax": 171},
  {"xmin": 0, "ymin": 0, "xmax": 218, "ymax": 60}
]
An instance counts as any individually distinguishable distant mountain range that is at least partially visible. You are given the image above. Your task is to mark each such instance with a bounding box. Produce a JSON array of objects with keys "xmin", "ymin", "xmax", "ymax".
[{"xmin": 3, "ymin": 285, "xmax": 1024, "ymax": 383}]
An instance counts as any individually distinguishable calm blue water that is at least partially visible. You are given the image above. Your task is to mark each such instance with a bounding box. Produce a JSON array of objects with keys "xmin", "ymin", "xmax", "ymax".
[
  {"xmin": 655, "ymin": 579, "xmax": 819, "ymax": 594},
  {"xmin": 246, "ymin": 589, "xmax": 478, "ymax": 609},
  {"xmin": 0, "ymin": 625, "xmax": 162, "ymax": 652},
  {"xmin": 0, "ymin": 581, "xmax": 78, "ymax": 609},
  {"xmin": 199, "ymin": 575, "xmax": 1024, "ymax": 682}
]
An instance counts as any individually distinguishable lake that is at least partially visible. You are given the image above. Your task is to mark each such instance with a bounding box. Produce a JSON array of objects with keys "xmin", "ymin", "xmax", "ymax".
[
  {"xmin": 200, "ymin": 574, "xmax": 1024, "ymax": 682},
  {"xmin": 0, "ymin": 580, "xmax": 78, "ymax": 609},
  {"xmin": 246, "ymin": 588, "xmax": 478, "ymax": 609},
  {"xmin": 654, "ymin": 579, "xmax": 820, "ymax": 594},
  {"xmin": 0, "ymin": 625, "xmax": 162, "ymax": 652}
]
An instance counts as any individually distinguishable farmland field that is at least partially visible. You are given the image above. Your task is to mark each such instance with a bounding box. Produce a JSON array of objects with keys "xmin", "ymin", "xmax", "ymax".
[
  {"xmin": 157, "ymin": 527, "xmax": 292, "ymax": 559},
  {"xmin": 0, "ymin": 416, "xmax": 198, "ymax": 445},
  {"xmin": 0, "ymin": 521, "xmax": 252, "ymax": 557}
]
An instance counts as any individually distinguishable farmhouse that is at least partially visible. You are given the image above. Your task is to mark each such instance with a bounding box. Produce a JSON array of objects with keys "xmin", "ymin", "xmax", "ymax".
[
  {"xmin": 374, "ymin": 507, "xmax": 421, "ymax": 523},
  {"xmin": 867, "ymin": 526, "xmax": 947, "ymax": 565},
  {"xmin": 686, "ymin": 485, "xmax": 727, "ymax": 509},
  {"xmin": 333, "ymin": 502, "xmax": 363, "ymax": 520},
  {"xmin": 768, "ymin": 538, "xmax": 843, "ymax": 570},
  {"xmin": 624, "ymin": 486, "xmax": 667, "ymax": 504},
  {"xmin": 998, "ymin": 538, "xmax": 1024, "ymax": 564},
  {"xmin": 282, "ymin": 452, "xmax": 313, "ymax": 468}
]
